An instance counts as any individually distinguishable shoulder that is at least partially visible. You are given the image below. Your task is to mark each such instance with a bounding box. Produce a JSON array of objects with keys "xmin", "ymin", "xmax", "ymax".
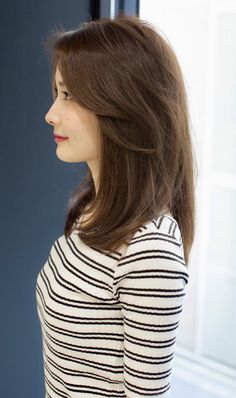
[
  {"xmin": 137, "ymin": 212, "xmax": 182, "ymax": 242},
  {"xmin": 127, "ymin": 212, "xmax": 183, "ymax": 252},
  {"xmin": 113, "ymin": 213, "xmax": 189, "ymax": 300},
  {"xmin": 116, "ymin": 212, "xmax": 188, "ymax": 280}
]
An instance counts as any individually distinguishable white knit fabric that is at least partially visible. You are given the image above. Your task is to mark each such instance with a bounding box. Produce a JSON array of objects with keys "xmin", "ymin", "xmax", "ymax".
[{"xmin": 36, "ymin": 213, "xmax": 189, "ymax": 398}]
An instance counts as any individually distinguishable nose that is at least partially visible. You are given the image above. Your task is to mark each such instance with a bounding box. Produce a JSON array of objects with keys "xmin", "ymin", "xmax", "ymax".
[
  {"xmin": 45, "ymin": 114, "xmax": 53, "ymax": 126},
  {"xmin": 45, "ymin": 105, "xmax": 60, "ymax": 126}
]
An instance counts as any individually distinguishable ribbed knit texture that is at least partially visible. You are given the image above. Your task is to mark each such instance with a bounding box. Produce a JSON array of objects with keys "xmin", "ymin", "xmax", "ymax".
[{"xmin": 36, "ymin": 213, "xmax": 189, "ymax": 398}]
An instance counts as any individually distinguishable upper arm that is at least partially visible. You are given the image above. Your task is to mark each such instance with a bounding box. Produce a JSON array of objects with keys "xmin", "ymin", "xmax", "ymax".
[{"xmin": 113, "ymin": 220, "xmax": 189, "ymax": 397}]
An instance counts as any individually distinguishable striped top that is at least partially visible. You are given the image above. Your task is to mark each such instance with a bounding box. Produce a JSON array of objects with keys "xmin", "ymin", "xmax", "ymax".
[{"xmin": 36, "ymin": 212, "xmax": 189, "ymax": 398}]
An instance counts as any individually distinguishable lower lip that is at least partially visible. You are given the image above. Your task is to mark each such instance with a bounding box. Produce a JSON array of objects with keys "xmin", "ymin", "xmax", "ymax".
[{"xmin": 54, "ymin": 137, "xmax": 69, "ymax": 143}]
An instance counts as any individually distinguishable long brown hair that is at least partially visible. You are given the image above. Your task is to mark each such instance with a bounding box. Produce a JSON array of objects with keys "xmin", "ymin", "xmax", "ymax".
[{"xmin": 44, "ymin": 14, "xmax": 198, "ymax": 265}]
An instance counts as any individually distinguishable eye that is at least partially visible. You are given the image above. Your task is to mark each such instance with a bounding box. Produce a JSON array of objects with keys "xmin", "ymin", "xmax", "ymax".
[
  {"xmin": 61, "ymin": 90, "xmax": 72, "ymax": 100},
  {"xmin": 52, "ymin": 87, "xmax": 72, "ymax": 101}
]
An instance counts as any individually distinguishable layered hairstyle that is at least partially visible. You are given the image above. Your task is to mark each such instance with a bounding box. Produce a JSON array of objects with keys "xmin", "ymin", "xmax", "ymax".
[{"xmin": 44, "ymin": 14, "xmax": 198, "ymax": 265}]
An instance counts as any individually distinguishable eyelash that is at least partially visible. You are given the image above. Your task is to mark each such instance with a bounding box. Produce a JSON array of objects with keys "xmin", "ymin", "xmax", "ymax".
[{"xmin": 53, "ymin": 87, "xmax": 72, "ymax": 101}]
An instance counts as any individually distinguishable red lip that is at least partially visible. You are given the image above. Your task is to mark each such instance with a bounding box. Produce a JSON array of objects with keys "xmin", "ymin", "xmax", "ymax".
[
  {"xmin": 54, "ymin": 134, "xmax": 68, "ymax": 138},
  {"xmin": 54, "ymin": 134, "xmax": 69, "ymax": 143}
]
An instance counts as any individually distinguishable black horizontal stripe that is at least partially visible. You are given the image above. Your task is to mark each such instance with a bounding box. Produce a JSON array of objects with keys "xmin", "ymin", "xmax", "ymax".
[
  {"xmin": 36, "ymin": 213, "xmax": 189, "ymax": 397},
  {"xmin": 121, "ymin": 302, "xmax": 184, "ymax": 316},
  {"xmin": 117, "ymin": 249, "xmax": 185, "ymax": 266},
  {"xmin": 47, "ymin": 356, "xmax": 123, "ymax": 384},
  {"xmin": 113, "ymin": 267, "xmax": 189, "ymax": 283},
  {"xmin": 44, "ymin": 339, "xmax": 124, "ymax": 373},
  {"xmin": 45, "ymin": 372, "xmax": 68, "ymax": 397},
  {"xmin": 124, "ymin": 362, "xmax": 172, "ymax": 379},
  {"xmin": 38, "ymin": 303, "xmax": 124, "ymax": 341},
  {"xmin": 131, "ymin": 232, "xmax": 182, "ymax": 247},
  {"xmin": 48, "ymin": 254, "xmax": 80, "ymax": 294},
  {"xmin": 124, "ymin": 346, "xmax": 174, "ymax": 363},
  {"xmin": 120, "ymin": 300, "xmax": 183, "ymax": 311},
  {"xmin": 45, "ymin": 358, "xmax": 125, "ymax": 394},
  {"xmin": 38, "ymin": 302, "xmax": 124, "ymax": 340},
  {"xmin": 124, "ymin": 378, "xmax": 171, "ymax": 396},
  {"xmin": 44, "ymin": 329, "xmax": 124, "ymax": 357},
  {"xmin": 124, "ymin": 333, "xmax": 176, "ymax": 349},
  {"xmin": 116, "ymin": 287, "xmax": 186, "ymax": 298},
  {"xmin": 37, "ymin": 283, "xmax": 123, "ymax": 325},
  {"xmin": 114, "ymin": 272, "xmax": 189, "ymax": 286},
  {"xmin": 40, "ymin": 262, "xmax": 116, "ymax": 303},
  {"xmin": 54, "ymin": 240, "xmax": 113, "ymax": 292},
  {"xmin": 67, "ymin": 237, "xmax": 116, "ymax": 277},
  {"xmin": 123, "ymin": 317, "xmax": 180, "ymax": 333}
]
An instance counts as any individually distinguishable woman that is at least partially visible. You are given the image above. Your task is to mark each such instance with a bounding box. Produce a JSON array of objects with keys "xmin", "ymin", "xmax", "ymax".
[{"xmin": 36, "ymin": 14, "xmax": 197, "ymax": 398}]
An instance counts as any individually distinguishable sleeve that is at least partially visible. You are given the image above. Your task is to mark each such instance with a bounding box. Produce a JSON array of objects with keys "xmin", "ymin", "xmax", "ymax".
[{"xmin": 112, "ymin": 228, "xmax": 189, "ymax": 397}]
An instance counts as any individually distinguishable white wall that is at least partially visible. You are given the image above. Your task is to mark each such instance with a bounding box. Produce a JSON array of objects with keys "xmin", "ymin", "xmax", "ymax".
[{"xmin": 139, "ymin": 0, "xmax": 236, "ymax": 395}]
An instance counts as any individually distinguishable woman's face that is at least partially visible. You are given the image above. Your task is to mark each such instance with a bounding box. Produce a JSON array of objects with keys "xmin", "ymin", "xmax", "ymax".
[{"xmin": 45, "ymin": 66, "xmax": 101, "ymax": 189}]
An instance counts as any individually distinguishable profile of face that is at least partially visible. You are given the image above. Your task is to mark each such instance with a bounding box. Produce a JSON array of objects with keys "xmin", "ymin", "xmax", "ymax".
[{"xmin": 45, "ymin": 66, "xmax": 101, "ymax": 191}]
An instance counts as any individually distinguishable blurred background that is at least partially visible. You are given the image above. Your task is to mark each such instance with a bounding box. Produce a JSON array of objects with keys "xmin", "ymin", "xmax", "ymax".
[{"xmin": 0, "ymin": 0, "xmax": 235, "ymax": 397}]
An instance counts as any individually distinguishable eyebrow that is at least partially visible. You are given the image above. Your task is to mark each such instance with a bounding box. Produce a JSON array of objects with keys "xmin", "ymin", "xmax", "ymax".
[
  {"xmin": 53, "ymin": 76, "xmax": 65, "ymax": 87},
  {"xmin": 57, "ymin": 81, "xmax": 65, "ymax": 87}
]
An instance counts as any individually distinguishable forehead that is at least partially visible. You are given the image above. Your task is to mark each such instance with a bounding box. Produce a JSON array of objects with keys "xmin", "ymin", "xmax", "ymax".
[
  {"xmin": 54, "ymin": 67, "xmax": 65, "ymax": 87},
  {"xmin": 55, "ymin": 66, "xmax": 62, "ymax": 81}
]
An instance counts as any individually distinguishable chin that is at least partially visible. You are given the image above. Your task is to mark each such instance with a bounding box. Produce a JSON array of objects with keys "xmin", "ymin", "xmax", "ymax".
[
  {"xmin": 56, "ymin": 154, "xmax": 77, "ymax": 163},
  {"xmin": 55, "ymin": 149, "xmax": 82, "ymax": 163}
]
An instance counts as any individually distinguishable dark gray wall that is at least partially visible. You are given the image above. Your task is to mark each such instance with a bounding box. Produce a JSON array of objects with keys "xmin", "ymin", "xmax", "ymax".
[
  {"xmin": 0, "ymin": 1, "xmax": 139, "ymax": 397},
  {"xmin": 0, "ymin": 1, "xmax": 110, "ymax": 397}
]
